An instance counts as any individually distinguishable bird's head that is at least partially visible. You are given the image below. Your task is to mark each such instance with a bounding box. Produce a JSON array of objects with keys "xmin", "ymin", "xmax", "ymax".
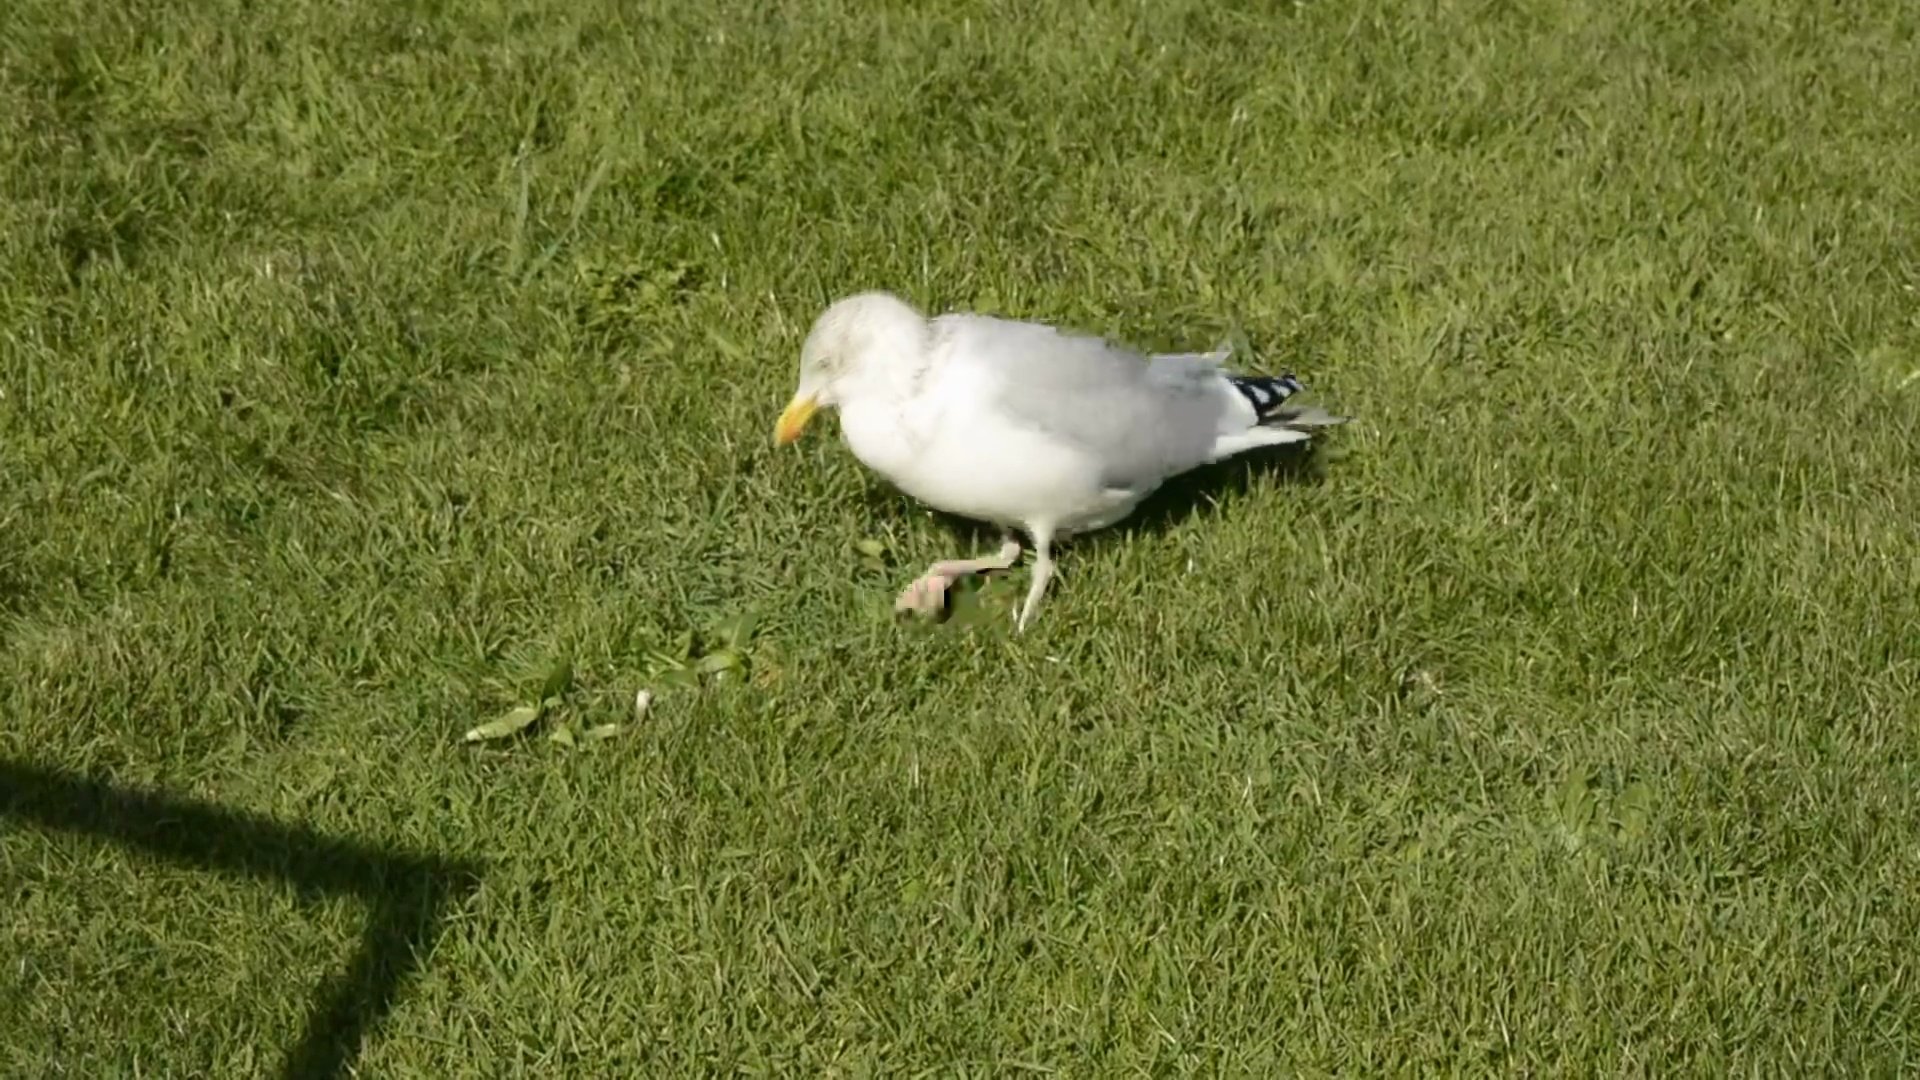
[{"xmin": 774, "ymin": 291, "xmax": 928, "ymax": 445}]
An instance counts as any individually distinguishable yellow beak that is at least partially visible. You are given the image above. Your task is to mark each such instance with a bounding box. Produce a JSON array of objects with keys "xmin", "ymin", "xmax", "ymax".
[{"xmin": 773, "ymin": 393, "xmax": 820, "ymax": 446}]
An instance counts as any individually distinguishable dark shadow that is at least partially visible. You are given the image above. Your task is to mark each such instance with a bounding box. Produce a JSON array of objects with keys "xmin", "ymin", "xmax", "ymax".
[
  {"xmin": 0, "ymin": 758, "xmax": 483, "ymax": 1080},
  {"xmin": 1111, "ymin": 443, "xmax": 1326, "ymax": 539}
]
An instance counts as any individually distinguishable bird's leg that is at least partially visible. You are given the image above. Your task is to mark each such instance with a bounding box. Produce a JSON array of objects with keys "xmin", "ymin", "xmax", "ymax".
[
  {"xmin": 894, "ymin": 531, "xmax": 1023, "ymax": 617},
  {"xmin": 1013, "ymin": 527, "xmax": 1057, "ymax": 633}
]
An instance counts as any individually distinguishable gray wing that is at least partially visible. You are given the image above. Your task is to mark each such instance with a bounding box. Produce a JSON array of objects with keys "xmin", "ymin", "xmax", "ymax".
[{"xmin": 930, "ymin": 314, "xmax": 1230, "ymax": 490}]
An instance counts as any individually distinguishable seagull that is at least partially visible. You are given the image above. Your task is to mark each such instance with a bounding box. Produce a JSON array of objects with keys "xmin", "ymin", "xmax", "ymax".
[{"xmin": 773, "ymin": 292, "xmax": 1346, "ymax": 631}]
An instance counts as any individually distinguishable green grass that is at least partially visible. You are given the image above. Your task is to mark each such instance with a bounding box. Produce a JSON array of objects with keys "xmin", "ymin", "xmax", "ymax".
[{"xmin": 3, "ymin": 0, "xmax": 1918, "ymax": 1072}]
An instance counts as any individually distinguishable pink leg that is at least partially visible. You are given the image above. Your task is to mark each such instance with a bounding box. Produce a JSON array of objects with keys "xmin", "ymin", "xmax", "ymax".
[{"xmin": 894, "ymin": 533, "xmax": 1024, "ymax": 616}]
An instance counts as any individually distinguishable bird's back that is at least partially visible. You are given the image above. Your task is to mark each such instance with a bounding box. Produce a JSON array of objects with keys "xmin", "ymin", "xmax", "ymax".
[{"xmin": 928, "ymin": 313, "xmax": 1232, "ymax": 492}]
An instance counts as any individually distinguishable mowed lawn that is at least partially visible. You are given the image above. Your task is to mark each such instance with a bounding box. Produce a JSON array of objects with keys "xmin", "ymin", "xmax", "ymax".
[{"xmin": 3, "ymin": 0, "xmax": 1918, "ymax": 1073}]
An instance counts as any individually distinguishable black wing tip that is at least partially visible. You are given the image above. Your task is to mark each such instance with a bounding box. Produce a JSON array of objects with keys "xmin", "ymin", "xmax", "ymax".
[{"xmin": 1230, "ymin": 373, "xmax": 1307, "ymax": 418}]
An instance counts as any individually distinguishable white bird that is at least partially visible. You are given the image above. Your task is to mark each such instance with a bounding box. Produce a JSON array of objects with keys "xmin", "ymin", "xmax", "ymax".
[{"xmin": 773, "ymin": 292, "xmax": 1346, "ymax": 631}]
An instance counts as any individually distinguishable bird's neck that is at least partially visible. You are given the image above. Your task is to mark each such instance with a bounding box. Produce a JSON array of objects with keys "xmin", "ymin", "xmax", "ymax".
[
  {"xmin": 838, "ymin": 390, "xmax": 922, "ymax": 480},
  {"xmin": 835, "ymin": 349, "xmax": 934, "ymax": 476}
]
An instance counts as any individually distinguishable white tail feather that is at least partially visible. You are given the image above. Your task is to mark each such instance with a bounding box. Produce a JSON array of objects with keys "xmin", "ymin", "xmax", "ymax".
[{"xmin": 1208, "ymin": 426, "xmax": 1314, "ymax": 459}]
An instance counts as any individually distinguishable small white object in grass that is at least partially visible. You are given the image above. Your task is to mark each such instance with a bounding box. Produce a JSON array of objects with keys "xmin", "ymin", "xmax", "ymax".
[
  {"xmin": 634, "ymin": 688, "xmax": 653, "ymax": 722},
  {"xmin": 463, "ymin": 704, "xmax": 541, "ymax": 743}
]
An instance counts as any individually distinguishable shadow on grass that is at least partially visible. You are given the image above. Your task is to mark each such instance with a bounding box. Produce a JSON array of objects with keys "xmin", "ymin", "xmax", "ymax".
[
  {"xmin": 0, "ymin": 758, "xmax": 482, "ymax": 1080},
  {"xmin": 1112, "ymin": 443, "xmax": 1328, "ymax": 538}
]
